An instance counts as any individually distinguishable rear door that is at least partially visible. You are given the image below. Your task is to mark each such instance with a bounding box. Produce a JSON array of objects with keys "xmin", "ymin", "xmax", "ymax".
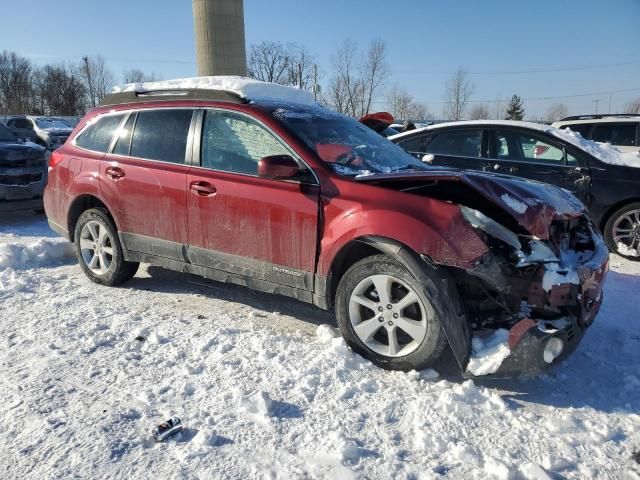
[
  {"xmin": 100, "ymin": 108, "xmax": 195, "ymax": 260},
  {"xmin": 186, "ymin": 108, "xmax": 320, "ymax": 292},
  {"xmin": 488, "ymin": 128, "xmax": 591, "ymax": 203}
]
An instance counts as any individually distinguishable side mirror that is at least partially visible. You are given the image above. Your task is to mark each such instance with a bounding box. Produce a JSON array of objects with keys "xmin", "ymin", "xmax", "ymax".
[
  {"xmin": 422, "ymin": 153, "xmax": 435, "ymax": 164},
  {"xmin": 258, "ymin": 155, "xmax": 300, "ymax": 179}
]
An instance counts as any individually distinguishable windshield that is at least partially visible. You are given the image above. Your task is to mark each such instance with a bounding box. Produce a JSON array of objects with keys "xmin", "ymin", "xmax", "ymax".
[
  {"xmin": 35, "ymin": 117, "xmax": 71, "ymax": 129},
  {"xmin": 0, "ymin": 123, "xmax": 17, "ymax": 142},
  {"xmin": 274, "ymin": 106, "xmax": 428, "ymax": 176}
]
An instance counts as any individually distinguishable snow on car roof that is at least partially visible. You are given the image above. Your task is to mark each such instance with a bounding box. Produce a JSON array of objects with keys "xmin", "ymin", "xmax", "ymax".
[
  {"xmin": 389, "ymin": 119, "xmax": 640, "ymax": 168},
  {"xmin": 110, "ymin": 76, "xmax": 317, "ymax": 107}
]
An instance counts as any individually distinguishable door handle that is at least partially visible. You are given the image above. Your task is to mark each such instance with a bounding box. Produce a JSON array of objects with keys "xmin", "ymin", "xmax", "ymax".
[
  {"xmin": 105, "ymin": 166, "xmax": 125, "ymax": 179},
  {"xmin": 508, "ymin": 166, "xmax": 519, "ymax": 173},
  {"xmin": 190, "ymin": 181, "xmax": 217, "ymax": 196}
]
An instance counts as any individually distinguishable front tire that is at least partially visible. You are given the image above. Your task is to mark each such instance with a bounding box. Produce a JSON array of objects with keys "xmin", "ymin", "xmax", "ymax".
[
  {"xmin": 335, "ymin": 254, "xmax": 449, "ymax": 371},
  {"xmin": 604, "ymin": 202, "xmax": 640, "ymax": 260},
  {"xmin": 74, "ymin": 208, "xmax": 139, "ymax": 285}
]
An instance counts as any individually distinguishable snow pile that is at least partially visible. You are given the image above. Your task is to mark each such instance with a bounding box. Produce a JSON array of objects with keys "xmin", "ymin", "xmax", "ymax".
[
  {"xmin": 111, "ymin": 76, "xmax": 317, "ymax": 107},
  {"xmin": 500, "ymin": 193, "xmax": 528, "ymax": 214},
  {"xmin": 542, "ymin": 260, "xmax": 581, "ymax": 291},
  {"xmin": 0, "ymin": 267, "xmax": 28, "ymax": 294},
  {"xmin": 617, "ymin": 242, "xmax": 640, "ymax": 257},
  {"xmin": 551, "ymin": 126, "xmax": 640, "ymax": 168},
  {"xmin": 466, "ymin": 329, "xmax": 511, "ymax": 376},
  {"xmin": 0, "ymin": 238, "xmax": 75, "ymax": 269}
]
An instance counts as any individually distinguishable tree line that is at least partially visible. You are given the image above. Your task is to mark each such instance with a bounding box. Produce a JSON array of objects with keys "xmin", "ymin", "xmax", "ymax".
[
  {"xmin": 2, "ymin": 44, "xmax": 639, "ymax": 122},
  {"xmin": 0, "ymin": 50, "xmax": 158, "ymax": 116}
]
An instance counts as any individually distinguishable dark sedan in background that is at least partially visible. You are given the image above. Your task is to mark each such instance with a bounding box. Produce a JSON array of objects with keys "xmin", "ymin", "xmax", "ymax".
[
  {"xmin": 389, "ymin": 120, "xmax": 640, "ymax": 259},
  {"xmin": 0, "ymin": 122, "xmax": 48, "ymax": 213}
]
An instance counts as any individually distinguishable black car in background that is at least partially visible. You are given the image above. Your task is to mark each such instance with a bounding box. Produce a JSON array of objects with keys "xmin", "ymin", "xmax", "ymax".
[
  {"xmin": 0, "ymin": 122, "xmax": 48, "ymax": 213},
  {"xmin": 389, "ymin": 120, "xmax": 640, "ymax": 259}
]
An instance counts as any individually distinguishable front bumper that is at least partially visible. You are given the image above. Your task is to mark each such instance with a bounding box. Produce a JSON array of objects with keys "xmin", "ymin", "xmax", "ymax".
[{"xmin": 467, "ymin": 231, "xmax": 609, "ymax": 378}]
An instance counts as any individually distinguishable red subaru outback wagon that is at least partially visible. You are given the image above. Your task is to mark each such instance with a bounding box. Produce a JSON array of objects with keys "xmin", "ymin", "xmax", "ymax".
[{"xmin": 44, "ymin": 77, "xmax": 609, "ymax": 377}]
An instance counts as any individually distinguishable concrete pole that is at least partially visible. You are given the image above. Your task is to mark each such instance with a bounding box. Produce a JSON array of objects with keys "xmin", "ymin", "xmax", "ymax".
[{"xmin": 192, "ymin": 0, "xmax": 247, "ymax": 76}]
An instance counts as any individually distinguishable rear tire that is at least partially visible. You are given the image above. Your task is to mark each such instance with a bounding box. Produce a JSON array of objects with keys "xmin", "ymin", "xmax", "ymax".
[
  {"xmin": 603, "ymin": 202, "xmax": 640, "ymax": 260},
  {"xmin": 335, "ymin": 254, "xmax": 449, "ymax": 371},
  {"xmin": 74, "ymin": 208, "xmax": 139, "ymax": 286}
]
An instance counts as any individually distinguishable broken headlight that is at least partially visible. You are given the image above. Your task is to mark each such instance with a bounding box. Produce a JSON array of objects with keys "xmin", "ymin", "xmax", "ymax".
[{"xmin": 460, "ymin": 206, "xmax": 521, "ymax": 250}]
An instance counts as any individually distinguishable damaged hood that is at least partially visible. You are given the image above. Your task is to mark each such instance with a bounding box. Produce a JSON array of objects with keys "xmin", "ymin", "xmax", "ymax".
[{"xmin": 356, "ymin": 169, "xmax": 586, "ymax": 239}]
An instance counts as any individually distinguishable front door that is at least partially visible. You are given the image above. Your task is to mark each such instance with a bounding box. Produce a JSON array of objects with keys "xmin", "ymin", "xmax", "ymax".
[
  {"xmin": 186, "ymin": 109, "xmax": 320, "ymax": 291},
  {"xmin": 488, "ymin": 128, "xmax": 591, "ymax": 204},
  {"xmin": 100, "ymin": 108, "xmax": 195, "ymax": 259}
]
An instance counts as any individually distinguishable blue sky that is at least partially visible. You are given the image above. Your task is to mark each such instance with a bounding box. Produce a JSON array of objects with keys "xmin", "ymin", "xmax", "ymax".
[{"xmin": 1, "ymin": 0, "xmax": 639, "ymax": 118}]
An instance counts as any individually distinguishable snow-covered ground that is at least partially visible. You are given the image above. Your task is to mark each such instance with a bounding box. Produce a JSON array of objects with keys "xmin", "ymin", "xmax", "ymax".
[{"xmin": 1, "ymin": 214, "xmax": 639, "ymax": 480}]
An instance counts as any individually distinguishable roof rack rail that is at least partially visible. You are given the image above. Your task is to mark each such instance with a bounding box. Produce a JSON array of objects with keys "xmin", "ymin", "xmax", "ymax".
[
  {"xmin": 559, "ymin": 113, "xmax": 640, "ymax": 121},
  {"xmin": 100, "ymin": 88, "xmax": 247, "ymax": 107}
]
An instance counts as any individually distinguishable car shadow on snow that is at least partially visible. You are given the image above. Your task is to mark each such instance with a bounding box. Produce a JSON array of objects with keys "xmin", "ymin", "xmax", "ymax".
[{"xmin": 125, "ymin": 265, "xmax": 336, "ymax": 329}]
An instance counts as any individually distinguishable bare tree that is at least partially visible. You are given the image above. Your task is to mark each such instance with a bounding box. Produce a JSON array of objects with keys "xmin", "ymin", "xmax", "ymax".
[
  {"xmin": 624, "ymin": 97, "xmax": 640, "ymax": 114},
  {"xmin": 0, "ymin": 50, "xmax": 35, "ymax": 114},
  {"xmin": 80, "ymin": 55, "xmax": 114, "ymax": 108},
  {"xmin": 386, "ymin": 85, "xmax": 429, "ymax": 121},
  {"xmin": 247, "ymin": 41, "xmax": 290, "ymax": 84},
  {"xmin": 443, "ymin": 67, "xmax": 474, "ymax": 120},
  {"xmin": 326, "ymin": 39, "xmax": 388, "ymax": 118},
  {"xmin": 360, "ymin": 39, "xmax": 388, "ymax": 116},
  {"xmin": 35, "ymin": 63, "xmax": 87, "ymax": 116},
  {"xmin": 468, "ymin": 103, "xmax": 490, "ymax": 120},
  {"xmin": 543, "ymin": 102, "xmax": 569, "ymax": 122},
  {"xmin": 123, "ymin": 69, "xmax": 159, "ymax": 84}
]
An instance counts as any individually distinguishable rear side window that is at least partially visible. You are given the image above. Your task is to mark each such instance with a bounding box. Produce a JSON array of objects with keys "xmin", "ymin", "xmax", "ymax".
[
  {"xmin": 75, "ymin": 114, "xmax": 124, "ymax": 152},
  {"xmin": 560, "ymin": 123, "xmax": 592, "ymax": 137},
  {"xmin": 592, "ymin": 123, "xmax": 637, "ymax": 146},
  {"xmin": 130, "ymin": 109, "xmax": 193, "ymax": 163},
  {"xmin": 426, "ymin": 130, "xmax": 482, "ymax": 157}
]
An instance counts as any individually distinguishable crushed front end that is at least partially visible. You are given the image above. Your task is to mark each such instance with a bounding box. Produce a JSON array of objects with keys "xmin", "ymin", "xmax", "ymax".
[{"xmin": 453, "ymin": 208, "xmax": 609, "ymax": 377}]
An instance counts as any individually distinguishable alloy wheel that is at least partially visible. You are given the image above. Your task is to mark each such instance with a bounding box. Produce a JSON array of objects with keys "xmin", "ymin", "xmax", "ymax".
[
  {"xmin": 348, "ymin": 274, "xmax": 430, "ymax": 358},
  {"xmin": 612, "ymin": 208, "xmax": 640, "ymax": 255},
  {"xmin": 79, "ymin": 220, "xmax": 114, "ymax": 275}
]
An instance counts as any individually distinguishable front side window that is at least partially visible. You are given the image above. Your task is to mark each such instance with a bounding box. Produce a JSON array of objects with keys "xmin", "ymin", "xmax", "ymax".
[
  {"xmin": 398, "ymin": 135, "xmax": 430, "ymax": 154},
  {"xmin": 592, "ymin": 123, "xmax": 637, "ymax": 146},
  {"xmin": 130, "ymin": 109, "xmax": 193, "ymax": 163},
  {"xmin": 494, "ymin": 130, "xmax": 564, "ymax": 164},
  {"xmin": 75, "ymin": 114, "xmax": 124, "ymax": 153},
  {"xmin": 425, "ymin": 130, "xmax": 482, "ymax": 158},
  {"xmin": 201, "ymin": 110, "xmax": 292, "ymax": 175}
]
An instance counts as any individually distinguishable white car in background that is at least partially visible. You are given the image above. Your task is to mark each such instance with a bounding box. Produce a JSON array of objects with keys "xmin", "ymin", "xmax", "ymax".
[{"xmin": 553, "ymin": 115, "xmax": 640, "ymax": 154}]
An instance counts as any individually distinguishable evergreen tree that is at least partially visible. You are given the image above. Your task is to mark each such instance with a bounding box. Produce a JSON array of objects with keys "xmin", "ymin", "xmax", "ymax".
[{"xmin": 505, "ymin": 94, "xmax": 525, "ymax": 120}]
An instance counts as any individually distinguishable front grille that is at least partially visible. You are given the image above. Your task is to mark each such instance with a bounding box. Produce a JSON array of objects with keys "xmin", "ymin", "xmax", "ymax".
[{"xmin": 0, "ymin": 172, "xmax": 43, "ymax": 186}]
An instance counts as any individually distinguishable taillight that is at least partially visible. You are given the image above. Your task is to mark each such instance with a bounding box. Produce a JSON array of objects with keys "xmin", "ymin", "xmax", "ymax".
[
  {"xmin": 534, "ymin": 145, "xmax": 549, "ymax": 157},
  {"xmin": 49, "ymin": 150, "xmax": 64, "ymax": 169}
]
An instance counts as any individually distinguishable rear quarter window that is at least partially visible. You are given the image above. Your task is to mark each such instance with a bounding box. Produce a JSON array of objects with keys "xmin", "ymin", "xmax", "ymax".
[{"xmin": 75, "ymin": 114, "xmax": 124, "ymax": 153}]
